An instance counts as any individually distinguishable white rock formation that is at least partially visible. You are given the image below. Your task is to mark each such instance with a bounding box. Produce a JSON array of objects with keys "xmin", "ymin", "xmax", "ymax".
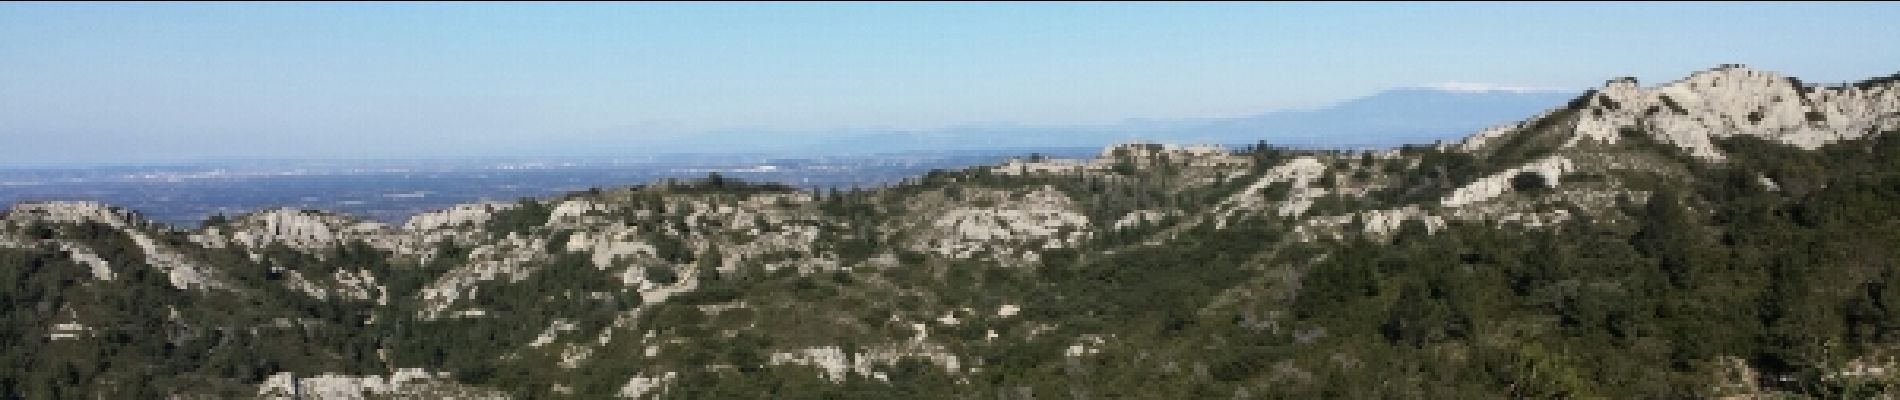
[
  {"xmin": 1065, "ymin": 334, "xmax": 1110, "ymax": 358},
  {"xmin": 1360, "ymin": 206, "xmax": 1446, "ymax": 235},
  {"xmin": 285, "ymin": 269, "xmax": 387, "ymax": 304},
  {"xmin": 1111, "ymin": 210, "xmax": 1172, "ymax": 230},
  {"xmin": 1571, "ymin": 65, "xmax": 1900, "ymax": 159},
  {"xmin": 47, "ymin": 322, "xmax": 89, "ymax": 340},
  {"xmin": 911, "ymin": 186, "xmax": 1091, "ymax": 259},
  {"xmin": 402, "ymin": 202, "xmax": 513, "ymax": 232},
  {"xmin": 1295, "ymin": 206, "xmax": 1448, "ymax": 240},
  {"xmin": 636, "ymin": 266, "xmax": 698, "ymax": 305},
  {"xmin": 1215, "ymin": 157, "xmax": 1329, "ymax": 223},
  {"xmin": 771, "ymin": 346, "xmax": 855, "ymax": 382},
  {"xmin": 1441, "ymin": 156, "xmax": 1574, "ymax": 207},
  {"xmin": 256, "ymin": 369, "xmax": 505, "ymax": 399},
  {"xmin": 219, "ymin": 209, "xmax": 390, "ymax": 253},
  {"xmin": 769, "ymin": 341, "xmax": 962, "ymax": 383},
  {"xmin": 8, "ymin": 202, "xmax": 220, "ymax": 290},
  {"xmin": 558, "ymin": 344, "xmax": 594, "ymax": 369},
  {"xmin": 618, "ymin": 372, "xmax": 677, "ymax": 399},
  {"xmin": 565, "ymin": 230, "xmax": 657, "ymax": 271},
  {"xmin": 417, "ymin": 235, "xmax": 547, "ymax": 318},
  {"xmin": 56, "ymin": 241, "xmax": 113, "ymax": 280},
  {"xmin": 528, "ymin": 319, "xmax": 579, "ymax": 348},
  {"xmin": 548, "ymin": 200, "xmax": 611, "ymax": 225}
]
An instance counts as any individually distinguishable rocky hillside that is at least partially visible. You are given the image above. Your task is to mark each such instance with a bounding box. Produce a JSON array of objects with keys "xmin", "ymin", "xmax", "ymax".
[{"xmin": 5, "ymin": 65, "xmax": 1900, "ymax": 398}]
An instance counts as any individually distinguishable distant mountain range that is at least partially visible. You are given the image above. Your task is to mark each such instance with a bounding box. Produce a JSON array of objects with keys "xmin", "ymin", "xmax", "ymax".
[{"xmin": 631, "ymin": 87, "xmax": 1578, "ymax": 154}]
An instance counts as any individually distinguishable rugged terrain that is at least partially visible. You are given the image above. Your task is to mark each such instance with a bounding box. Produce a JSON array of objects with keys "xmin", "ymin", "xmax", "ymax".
[{"xmin": 6, "ymin": 65, "xmax": 1900, "ymax": 398}]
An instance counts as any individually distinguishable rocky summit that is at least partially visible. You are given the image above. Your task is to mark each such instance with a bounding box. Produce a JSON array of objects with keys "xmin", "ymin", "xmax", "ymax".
[{"xmin": 7, "ymin": 65, "xmax": 1900, "ymax": 398}]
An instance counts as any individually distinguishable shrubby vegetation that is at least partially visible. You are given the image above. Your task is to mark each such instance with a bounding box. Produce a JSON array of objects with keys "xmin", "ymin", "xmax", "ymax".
[
  {"xmin": 1261, "ymin": 131, "xmax": 1900, "ymax": 397},
  {"xmin": 8, "ymin": 124, "xmax": 1900, "ymax": 397}
]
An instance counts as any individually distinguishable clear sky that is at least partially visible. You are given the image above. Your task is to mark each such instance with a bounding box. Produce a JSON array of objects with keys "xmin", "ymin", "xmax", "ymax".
[{"xmin": 4, "ymin": 1, "xmax": 1899, "ymax": 165}]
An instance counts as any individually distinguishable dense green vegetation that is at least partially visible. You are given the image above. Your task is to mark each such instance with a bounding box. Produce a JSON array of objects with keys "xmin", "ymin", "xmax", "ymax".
[
  {"xmin": 1262, "ymin": 132, "xmax": 1900, "ymax": 397},
  {"xmin": 0, "ymin": 222, "xmax": 397, "ymax": 397},
  {"xmin": 7, "ymin": 124, "xmax": 1900, "ymax": 398}
]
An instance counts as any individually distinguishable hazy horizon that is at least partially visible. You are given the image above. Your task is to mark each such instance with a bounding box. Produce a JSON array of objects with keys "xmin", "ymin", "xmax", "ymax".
[{"xmin": 5, "ymin": 2, "xmax": 1900, "ymax": 165}]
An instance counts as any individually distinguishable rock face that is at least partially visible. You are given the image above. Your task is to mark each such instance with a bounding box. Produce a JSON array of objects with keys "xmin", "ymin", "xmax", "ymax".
[
  {"xmin": 285, "ymin": 268, "xmax": 387, "ymax": 304},
  {"xmin": 9, "ymin": 201, "xmax": 220, "ymax": 290},
  {"xmin": 256, "ymin": 369, "xmax": 506, "ymax": 399},
  {"xmin": 618, "ymin": 372, "xmax": 677, "ymax": 399},
  {"xmin": 910, "ymin": 186, "xmax": 1092, "ymax": 259},
  {"xmin": 1441, "ymin": 156, "xmax": 1574, "ymax": 207},
  {"xmin": 47, "ymin": 321, "xmax": 89, "ymax": 341},
  {"xmin": 1292, "ymin": 205, "xmax": 1448, "ymax": 241},
  {"xmin": 768, "ymin": 341, "xmax": 962, "ymax": 383},
  {"xmin": 404, "ymin": 203, "xmax": 514, "ymax": 231},
  {"xmin": 1213, "ymin": 156, "xmax": 1328, "ymax": 224},
  {"xmin": 1572, "ymin": 65, "xmax": 1900, "ymax": 159},
  {"xmin": 1112, "ymin": 209, "xmax": 1173, "ymax": 230},
  {"xmin": 417, "ymin": 234, "xmax": 547, "ymax": 318},
  {"xmin": 218, "ymin": 209, "xmax": 388, "ymax": 252},
  {"xmin": 56, "ymin": 241, "xmax": 112, "ymax": 280},
  {"xmin": 565, "ymin": 231, "xmax": 657, "ymax": 272}
]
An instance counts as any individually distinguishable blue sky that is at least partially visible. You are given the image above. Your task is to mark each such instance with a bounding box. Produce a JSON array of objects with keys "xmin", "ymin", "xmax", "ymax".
[{"xmin": 4, "ymin": 2, "xmax": 1899, "ymax": 164}]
